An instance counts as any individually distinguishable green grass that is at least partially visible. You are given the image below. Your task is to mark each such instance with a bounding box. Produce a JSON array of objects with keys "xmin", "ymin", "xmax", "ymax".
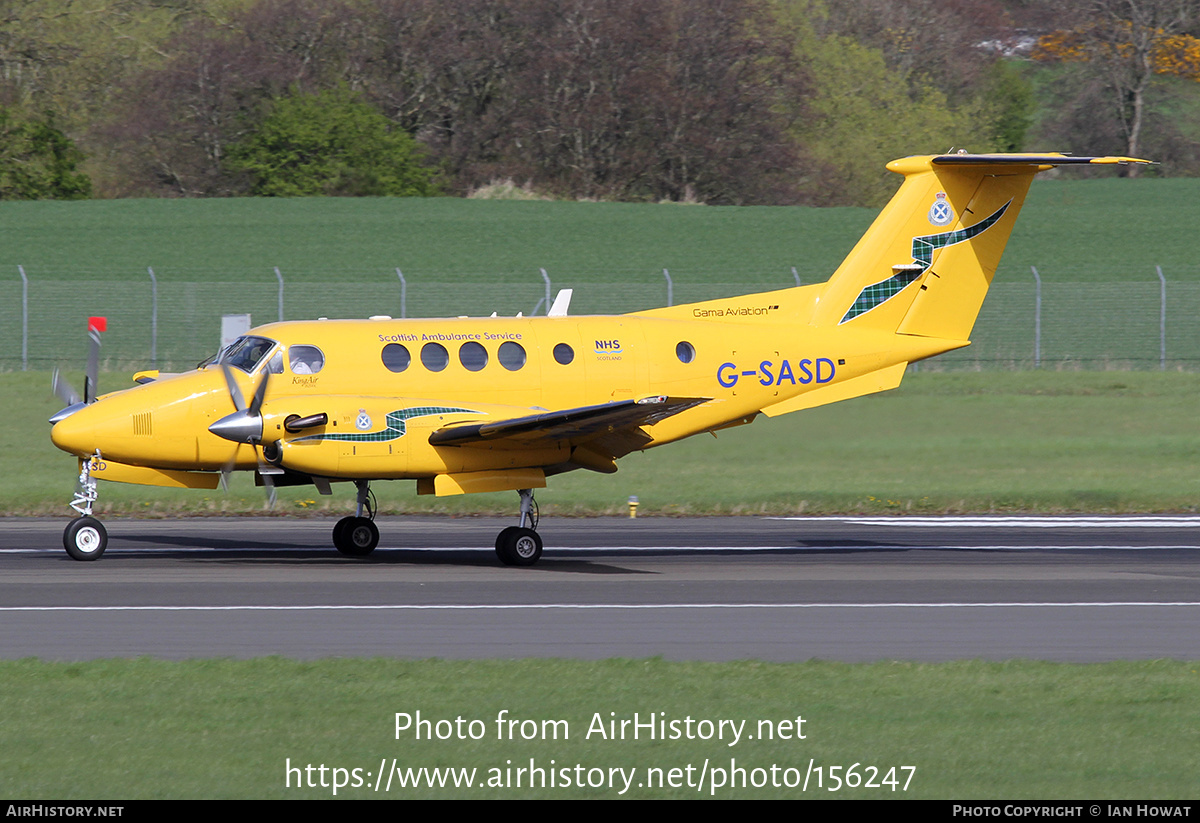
[
  {"xmin": 12, "ymin": 371, "xmax": 1200, "ymax": 516},
  {"xmin": 0, "ymin": 176, "xmax": 1192, "ymax": 282},
  {"xmin": 1, "ymin": 179, "xmax": 1192, "ymax": 370},
  {"xmin": 3, "ymin": 657, "xmax": 1198, "ymax": 799}
]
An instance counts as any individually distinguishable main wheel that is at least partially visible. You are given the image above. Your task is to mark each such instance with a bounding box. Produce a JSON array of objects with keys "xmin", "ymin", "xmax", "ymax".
[
  {"xmin": 63, "ymin": 516, "xmax": 107, "ymax": 561},
  {"xmin": 495, "ymin": 526, "xmax": 542, "ymax": 566},
  {"xmin": 333, "ymin": 516, "xmax": 379, "ymax": 557}
]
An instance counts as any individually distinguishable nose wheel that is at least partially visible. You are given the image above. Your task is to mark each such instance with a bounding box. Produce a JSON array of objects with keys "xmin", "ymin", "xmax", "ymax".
[
  {"xmin": 495, "ymin": 488, "xmax": 542, "ymax": 566},
  {"xmin": 64, "ymin": 516, "xmax": 107, "ymax": 561}
]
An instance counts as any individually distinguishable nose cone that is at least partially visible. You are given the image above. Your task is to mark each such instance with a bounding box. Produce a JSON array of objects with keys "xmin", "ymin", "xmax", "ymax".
[{"xmin": 51, "ymin": 406, "xmax": 97, "ymax": 457}]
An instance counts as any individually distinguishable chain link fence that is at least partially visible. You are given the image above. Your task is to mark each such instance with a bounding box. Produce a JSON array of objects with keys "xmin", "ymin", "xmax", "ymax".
[{"xmin": 1, "ymin": 266, "xmax": 1194, "ymax": 372}]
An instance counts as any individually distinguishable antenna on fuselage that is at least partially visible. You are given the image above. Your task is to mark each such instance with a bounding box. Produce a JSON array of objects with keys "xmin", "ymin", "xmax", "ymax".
[{"xmin": 547, "ymin": 289, "xmax": 573, "ymax": 317}]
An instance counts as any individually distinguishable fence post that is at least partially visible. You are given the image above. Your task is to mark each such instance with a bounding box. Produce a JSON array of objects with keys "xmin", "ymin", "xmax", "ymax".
[
  {"xmin": 1031, "ymin": 266, "xmax": 1042, "ymax": 368},
  {"xmin": 18, "ymin": 265, "xmax": 27, "ymax": 371},
  {"xmin": 395, "ymin": 269, "xmax": 407, "ymax": 318},
  {"xmin": 1157, "ymin": 265, "xmax": 1166, "ymax": 370},
  {"xmin": 147, "ymin": 267, "xmax": 158, "ymax": 368},
  {"xmin": 540, "ymin": 268, "xmax": 551, "ymax": 316},
  {"xmin": 274, "ymin": 267, "xmax": 284, "ymax": 322},
  {"xmin": 662, "ymin": 268, "xmax": 673, "ymax": 306}
]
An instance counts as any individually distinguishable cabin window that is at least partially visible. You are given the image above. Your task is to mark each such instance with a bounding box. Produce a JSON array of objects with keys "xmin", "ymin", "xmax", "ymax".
[
  {"xmin": 553, "ymin": 343, "xmax": 574, "ymax": 365},
  {"xmin": 676, "ymin": 341, "xmax": 695, "ymax": 364},
  {"xmin": 289, "ymin": 345, "xmax": 325, "ymax": 374},
  {"xmin": 498, "ymin": 341, "xmax": 526, "ymax": 371},
  {"xmin": 459, "ymin": 341, "xmax": 488, "ymax": 371},
  {"xmin": 421, "ymin": 342, "xmax": 449, "ymax": 372},
  {"xmin": 381, "ymin": 343, "xmax": 411, "ymax": 373}
]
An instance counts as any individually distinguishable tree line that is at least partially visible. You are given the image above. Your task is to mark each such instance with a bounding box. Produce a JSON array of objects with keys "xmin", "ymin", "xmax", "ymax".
[{"xmin": 0, "ymin": 0, "xmax": 1196, "ymax": 205}]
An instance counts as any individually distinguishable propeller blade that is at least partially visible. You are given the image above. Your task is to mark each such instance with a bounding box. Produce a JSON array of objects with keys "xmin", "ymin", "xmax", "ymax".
[
  {"xmin": 51, "ymin": 369, "xmax": 81, "ymax": 406},
  {"xmin": 220, "ymin": 364, "xmax": 247, "ymax": 412},
  {"xmin": 262, "ymin": 472, "xmax": 277, "ymax": 509},
  {"xmin": 217, "ymin": 438, "xmax": 243, "ymax": 492},
  {"xmin": 84, "ymin": 325, "xmax": 102, "ymax": 404},
  {"xmin": 248, "ymin": 368, "xmax": 270, "ymax": 417}
]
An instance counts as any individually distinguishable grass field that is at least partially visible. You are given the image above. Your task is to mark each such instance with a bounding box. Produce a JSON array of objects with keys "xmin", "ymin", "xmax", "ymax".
[
  {"xmin": 12, "ymin": 371, "xmax": 1200, "ymax": 517},
  {"xmin": 4, "ymin": 658, "xmax": 1198, "ymax": 799},
  {"xmin": 0, "ymin": 177, "xmax": 1192, "ymax": 281},
  {"xmin": 2, "ymin": 177, "xmax": 1193, "ymax": 371}
]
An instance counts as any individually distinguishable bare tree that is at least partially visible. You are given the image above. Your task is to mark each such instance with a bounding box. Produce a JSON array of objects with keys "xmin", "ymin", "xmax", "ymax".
[{"xmin": 1033, "ymin": 0, "xmax": 1198, "ymax": 175}]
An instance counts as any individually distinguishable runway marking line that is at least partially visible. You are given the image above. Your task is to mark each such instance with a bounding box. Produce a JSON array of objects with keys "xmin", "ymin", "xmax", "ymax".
[
  {"xmin": 775, "ymin": 516, "xmax": 1200, "ymax": 528},
  {"xmin": 4, "ymin": 602, "xmax": 1200, "ymax": 612},
  {"xmin": 7, "ymin": 544, "xmax": 1200, "ymax": 555}
]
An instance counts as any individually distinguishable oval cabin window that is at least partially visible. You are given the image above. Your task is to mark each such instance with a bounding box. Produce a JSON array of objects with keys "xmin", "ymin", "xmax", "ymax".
[
  {"xmin": 381, "ymin": 344, "xmax": 411, "ymax": 373},
  {"xmin": 498, "ymin": 341, "xmax": 526, "ymax": 371}
]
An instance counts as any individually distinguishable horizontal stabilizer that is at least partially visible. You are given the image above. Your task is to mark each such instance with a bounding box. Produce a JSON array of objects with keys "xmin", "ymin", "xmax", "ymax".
[
  {"xmin": 760, "ymin": 362, "xmax": 910, "ymax": 417},
  {"xmin": 930, "ymin": 153, "xmax": 1152, "ymax": 167}
]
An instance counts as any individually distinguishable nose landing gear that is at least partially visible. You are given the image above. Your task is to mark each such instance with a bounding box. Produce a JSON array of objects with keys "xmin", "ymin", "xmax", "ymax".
[{"xmin": 63, "ymin": 451, "xmax": 107, "ymax": 561}]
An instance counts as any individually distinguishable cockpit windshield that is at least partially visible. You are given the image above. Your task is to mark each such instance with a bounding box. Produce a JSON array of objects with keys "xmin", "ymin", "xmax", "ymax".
[{"xmin": 213, "ymin": 336, "xmax": 278, "ymax": 373}]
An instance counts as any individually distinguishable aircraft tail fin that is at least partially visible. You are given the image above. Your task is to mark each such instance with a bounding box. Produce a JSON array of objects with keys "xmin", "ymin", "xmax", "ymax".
[{"xmin": 811, "ymin": 154, "xmax": 1149, "ymax": 342}]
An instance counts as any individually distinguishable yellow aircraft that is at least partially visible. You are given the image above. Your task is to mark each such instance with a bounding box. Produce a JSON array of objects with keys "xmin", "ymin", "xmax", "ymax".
[{"xmin": 48, "ymin": 152, "xmax": 1147, "ymax": 564}]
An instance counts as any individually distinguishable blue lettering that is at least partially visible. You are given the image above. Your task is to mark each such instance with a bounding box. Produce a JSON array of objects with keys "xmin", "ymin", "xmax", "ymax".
[
  {"xmin": 758, "ymin": 361, "xmax": 774, "ymax": 386},
  {"xmin": 776, "ymin": 360, "xmax": 795, "ymax": 385},
  {"xmin": 717, "ymin": 362, "xmax": 739, "ymax": 388},
  {"xmin": 798, "ymin": 359, "xmax": 813, "ymax": 384},
  {"xmin": 816, "ymin": 358, "xmax": 835, "ymax": 383}
]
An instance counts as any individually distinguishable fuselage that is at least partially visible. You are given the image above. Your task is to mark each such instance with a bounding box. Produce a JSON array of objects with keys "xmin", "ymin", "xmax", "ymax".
[{"xmin": 48, "ymin": 286, "xmax": 959, "ymax": 482}]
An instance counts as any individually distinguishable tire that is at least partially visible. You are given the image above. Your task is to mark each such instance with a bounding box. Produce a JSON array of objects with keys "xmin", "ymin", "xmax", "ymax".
[
  {"xmin": 496, "ymin": 526, "xmax": 542, "ymax": 566},
  {"xmin": 334, "ymin": 516, "xmax": 378, "ymax": 557},
  {"xmin": 63, "ymin": 516, "xmax": 107, "ymax": 561}
]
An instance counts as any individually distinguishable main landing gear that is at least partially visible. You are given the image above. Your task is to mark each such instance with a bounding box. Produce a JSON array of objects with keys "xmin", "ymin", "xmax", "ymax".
[
  {"xmin": 333, "ymin": 480, "xmax": 379, "ymax": 557},
  {"xmin": 495, "ymin": 488, "xmax": 542, "ymax": 567},
  {"xmin": 330, "ymin": 485, "xmax": 544, "ymax": 566},
  {"xmin": 63, "ymin": 452, "xmax": 107, "ymax": 561}
]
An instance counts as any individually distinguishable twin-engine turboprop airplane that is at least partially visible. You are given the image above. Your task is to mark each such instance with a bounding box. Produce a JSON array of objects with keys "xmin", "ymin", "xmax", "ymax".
[{"xmin": 48, "ymin": 152, "xmax": 1147, "ymax": 563}]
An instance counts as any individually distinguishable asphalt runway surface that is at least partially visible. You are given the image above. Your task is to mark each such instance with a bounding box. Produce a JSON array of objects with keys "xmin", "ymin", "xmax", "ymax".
[{"xmin": 3, "ymin": 515, "xmax": 1200, "ymax": 662}]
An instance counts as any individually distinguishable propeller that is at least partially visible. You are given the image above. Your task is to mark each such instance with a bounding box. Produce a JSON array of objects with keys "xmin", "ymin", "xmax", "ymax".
[
  {"xmin": 49, "ymin": 317, "xmax": 105, "ymax": 424},
  {"xmin": 210, "ymin": 364, "xmax": 280, "ymax": 506}
]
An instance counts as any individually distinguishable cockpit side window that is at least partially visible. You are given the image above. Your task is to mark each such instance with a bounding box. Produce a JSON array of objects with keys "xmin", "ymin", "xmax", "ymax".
[
  {"xmin": 218, "ymin": 336, "xmax": 278, "ymax": 373},
  {"xmin": 288, "ymin": 345, "xmax": 325, "ymax": 374}
]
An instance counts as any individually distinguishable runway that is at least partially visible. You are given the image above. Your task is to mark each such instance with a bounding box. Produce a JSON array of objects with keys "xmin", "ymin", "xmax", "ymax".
[{"xmin": 3, "ymin": 515, "xmax": 1200, "ymax": 662}]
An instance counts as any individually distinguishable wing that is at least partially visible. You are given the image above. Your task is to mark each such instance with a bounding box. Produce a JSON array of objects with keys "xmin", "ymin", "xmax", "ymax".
[{"xmin": 428, "ymin": 395, "xmax": 709, "ymax": 470}]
